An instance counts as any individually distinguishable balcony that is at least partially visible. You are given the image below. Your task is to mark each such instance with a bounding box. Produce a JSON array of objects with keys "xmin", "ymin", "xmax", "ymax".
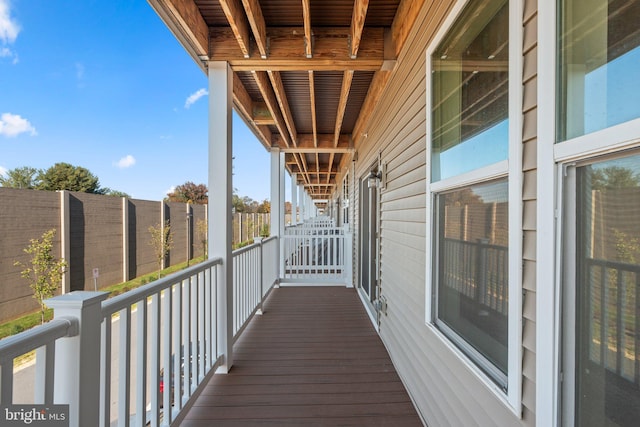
[{"xmin": 0, "ymin": 220, "xmax": 421, "ymax": 426}]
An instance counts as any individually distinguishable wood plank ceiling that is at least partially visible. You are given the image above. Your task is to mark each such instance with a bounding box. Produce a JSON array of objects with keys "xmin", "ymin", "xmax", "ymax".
[{"xmin": 150, "ymin": 0, "xmax": 424, "ymax": 205}]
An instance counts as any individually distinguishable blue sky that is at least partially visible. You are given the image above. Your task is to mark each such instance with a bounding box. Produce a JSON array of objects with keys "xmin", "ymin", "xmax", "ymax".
[{"xmin": 0, "ymin": 0, "xmax": 276, "ymax": 202}]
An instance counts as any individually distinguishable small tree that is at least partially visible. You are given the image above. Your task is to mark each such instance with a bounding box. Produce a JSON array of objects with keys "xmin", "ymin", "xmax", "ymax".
[
  {"xmin": 196, "ymin": 218, "xmax": 208, "ymax": 259},
  {"xmin": 149, "ymin": 220, "xmax": 174, "ymax": 279},
  {"xmin": 14, "ymin": 229, "xmax": 67, "ymax": 324}
]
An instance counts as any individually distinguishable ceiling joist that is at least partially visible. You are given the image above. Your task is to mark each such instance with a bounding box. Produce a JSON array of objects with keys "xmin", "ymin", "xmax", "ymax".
[
  {"xmin": 252, "ymin": 71, "xmax": 290, "ymax": 147},
  {"xmin": 349, "ymin": 0, "xmax": 370, "ymax": 59},
  {"xmin": 302, "ymin": 0, "xmax": 313, "ymax": 58},
  {"xmin": 218, "ymin": 0, "xmax": 251, "ymax": 58},
  {"xmin": 267, "ymin": 70, "xmax": 298, "ymax": 146},
  {"xmin": 241, "ymin": 0, "xmax": 269, "ymax": 58},
  {"xmin": 209, "ymin": 27, "xmax": 386, "ymax": 71}
]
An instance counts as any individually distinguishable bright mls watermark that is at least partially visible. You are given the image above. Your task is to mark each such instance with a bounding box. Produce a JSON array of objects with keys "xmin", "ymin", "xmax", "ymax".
[{"xmin": 1, "ymin": 405, "xmax": 69, "ymax": 426}]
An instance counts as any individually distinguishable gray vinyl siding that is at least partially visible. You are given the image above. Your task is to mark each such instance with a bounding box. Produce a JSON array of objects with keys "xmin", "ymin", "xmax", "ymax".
[
  {"xmin": 349, "ymin": 0, "xmax": 536, "ymax": 425},
  {"xmin": 521, "ymin": 0, "xmax": 538, "ymax": 422}
]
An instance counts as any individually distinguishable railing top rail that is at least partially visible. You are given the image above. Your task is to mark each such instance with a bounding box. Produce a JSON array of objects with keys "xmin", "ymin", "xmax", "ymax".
[
  {"xmin": 233, "ymin": 241, "xmax": 261, "ymax": 256},
  {"xmin": 262, "ymin": 235, "xmax": 277, "ymax": 244},
  {"xmin": 586, "ymin": 256, "xmax": 640, "ymax": 273},
  {"xmin": 0, "ymin": 316, "xmax": 78, "ymax": 362},
  {"xmin": 102, "ymin": 257, "xmax": 222, "ymax": 317}
]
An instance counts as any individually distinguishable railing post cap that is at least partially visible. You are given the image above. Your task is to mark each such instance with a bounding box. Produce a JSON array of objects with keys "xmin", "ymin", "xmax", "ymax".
[{"xmin": 46, "ymin": 291, "xmax": 109, "ymax": 310}]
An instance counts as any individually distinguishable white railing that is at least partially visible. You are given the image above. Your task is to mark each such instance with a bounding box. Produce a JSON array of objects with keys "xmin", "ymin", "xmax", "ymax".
[
  {"xmin": 0, "ymin": 316, "xmax": 79, "ymax": 405},
  {"xmin": 291, "ymin": 216, "xmax": 336, "ymax": 229},
  {"xmin": 281, "ymin": 227, "xmax": 352, "ymax": 286},
  {"xmin": 232, "ymin": 236, "xmax": 278, "ymax": 339},
  {"xmin": 0, "ymin": 236, "xmax": 280, "ymax": 427},
  {"xmin": 100, "ymin": 258, "xmax": 222, "ymax": 427}
]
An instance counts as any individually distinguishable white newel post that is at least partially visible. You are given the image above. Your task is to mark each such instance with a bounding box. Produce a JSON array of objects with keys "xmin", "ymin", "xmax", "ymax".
[
  {"xmin": 46, "ymin": 292, "xmax": 108, "ymax": 427},
  {"xmin": 209, "ymin": 61, "xmax": 234, "ymax": 373}
]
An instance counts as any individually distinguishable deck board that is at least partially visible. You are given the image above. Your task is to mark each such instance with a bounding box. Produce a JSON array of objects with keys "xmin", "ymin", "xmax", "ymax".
[{"xmin": 181, "ymin": 286, "xmax": 423, "ymax": 426}]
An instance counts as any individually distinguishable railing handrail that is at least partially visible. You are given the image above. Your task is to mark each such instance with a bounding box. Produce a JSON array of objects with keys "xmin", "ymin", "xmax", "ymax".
[
  {"xmin": 102, "ymin": 257, "xmax": 222, "ymax": 317},
  {"xmin": 0, "ymin": 316, "xmax": 78, "ymax": 362},
  {"xmin": 586, "ymin": 256, "xmax": 640, "ymax": 273}
]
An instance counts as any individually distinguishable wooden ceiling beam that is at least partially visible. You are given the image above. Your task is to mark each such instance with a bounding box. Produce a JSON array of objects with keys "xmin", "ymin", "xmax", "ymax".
[
  {"xmin": 391, "ymin": 0, "xmax": 426, "ymax": 58},
  {"xmin": 302, "ymin": 0, "xmax": 313, "ymax": 58},
  {"xmin": 326, "ymin": 153, "xmax": 335, "ymax": 184},
  {"xmin": 241, "ymin": 0, "xmax": 268, "ymax": 58},
  {"xmin": 308, "ymin": 71, "xmax": 318, "ymax": 147},
  {"xmin": 150, "ymin": 0, "xmax": 209, "ymax": 57},
  {"xmin": 232, "ymin": 73, "xmax": 273, "ymax": 149},
  {"xmin": 275, "ymin": 134, "xmax": 350, "ymax": 151},
  {"xmin": 218, "ymin": 0, "xmax": 252, "ymax": 59},
  {"xmin": 351, "ymin": 0, "xmax": 428, "ymax": 149},
  {"xmin": 334, "ymin": 71, "xmax": 354, "ymax": 146},
  {"xmin": 349, "ymin": 0, "xmax": 370, "ymax": 58},
  {"xmin": 304, "ymin": 182, "xmax": 337, "ymax": 187},
  {"xmin": 252, "ymin": 71, "xmax": 290, "ymax": 147},
  {"xmin": 267, "ymin": 71, "xmax": 298, "ymax": 146},
  {"xmin": 210, "ymin": 27, "xmax": 385, "ymax": 71}
]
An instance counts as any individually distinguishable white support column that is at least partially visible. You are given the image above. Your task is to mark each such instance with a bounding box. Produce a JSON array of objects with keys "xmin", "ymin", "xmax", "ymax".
[
  {"xmin": 279, "ymin": 151, "xmax": 285, "ymax": 235},
  {"xmin": 270, "ymin": 148, "xmax": 282, "ymax": 282},
  {"xmin": 291, "ymin": 173, "xmax": 297, "ymax": 226},
  {"xmin": 208, "ymin": 61, "xmax": 234, "ymax": 373},
  {"xmin": 297, "ymin": 184, "xmax": 304, "ymax": 224},
  {"xmin": 270, "ymin": 148, "xmax": 281, "ymax": 239}
]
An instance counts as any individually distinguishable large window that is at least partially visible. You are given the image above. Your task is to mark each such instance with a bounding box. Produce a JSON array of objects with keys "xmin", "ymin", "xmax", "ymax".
[
  {"xmin": 557, "ymin": 0, "xmax": 640, "ymax": 141},
  {"xmin": 427, "ymin": 0, "xmax": 519, "ymax": 402},
  {"xmin": 431, "ymin": 0, "xmax": 509, "ymax": 182},
  {"xmin": 563, "ymin": 153, "xmax": 640, "ymax": 426},
  {"xmin": 436, "ymin": 180, "xmax": 509, "ymax": 386}
]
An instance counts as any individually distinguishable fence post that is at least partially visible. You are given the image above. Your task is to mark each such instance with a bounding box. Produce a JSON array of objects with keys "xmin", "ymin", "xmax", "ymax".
[
  {"xmin": 59, "ymin": 190, "xmax": 71, "ymax": 294},
  {"xmin": 46, "ymin": 291, "xmax": 108, "ymax": 427}
]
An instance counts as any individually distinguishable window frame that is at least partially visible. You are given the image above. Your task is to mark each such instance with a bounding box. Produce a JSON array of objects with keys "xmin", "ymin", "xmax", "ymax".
[
  {"xmin": 342, "ymin": 172, "xmax": 350, "ymax": 226},
  {"xmin": 425, "ymin": 0, "xmax": 523, "ymax": 414},
  {"xmin": 537, "ymin": 0, "xmax": 640, "ymax": 425}
]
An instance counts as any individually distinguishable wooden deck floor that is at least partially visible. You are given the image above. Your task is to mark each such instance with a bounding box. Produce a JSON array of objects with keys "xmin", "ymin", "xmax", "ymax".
[{"xmin": 181, "ymin": 286, "xmax": 423, "ymax": 426}]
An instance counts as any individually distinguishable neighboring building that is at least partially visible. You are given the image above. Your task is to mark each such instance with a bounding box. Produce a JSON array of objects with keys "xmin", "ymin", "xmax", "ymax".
[{"xmin": 150, "ymin": 0, "xmax": 640, "ymax": 426}]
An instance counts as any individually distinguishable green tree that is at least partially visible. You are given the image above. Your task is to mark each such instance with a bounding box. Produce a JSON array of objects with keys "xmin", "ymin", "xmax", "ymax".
[
  {"xmin": 148, "ymin": 220, "xmax": 174, "ymax": 280},
  {"xmin": 102, "ymin": 188, "xmax": 131, "ymax": 198},
  {"xmin": 14, "ymin": 229, "xmax": 67, "ymax": 324},
  {"xmin": 0, "ymin": 166, "xmax": 41, "ymax": 189},
  {"xmin": 37, "ymin": 162, "xmax": 102, "ymax": 193},
  {"xmin": 257, "ymin": 199, "xmax": 270, "ymax": 213},
  {"xmin": 166, "ymin": 181, "xmax": 208, "ymax": 204},
  {"xmin": 591, "ymin": 166, "xmax": 640, "ymax": 190}
]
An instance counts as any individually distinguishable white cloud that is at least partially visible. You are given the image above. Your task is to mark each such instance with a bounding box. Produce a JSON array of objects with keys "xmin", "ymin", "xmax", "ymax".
[
  {"xmin": 166, "ymin": 186, "xmax": 176, "ymax": 196},
  {"xmin": 0, "ymin": 0, "xmax": 20, "ymax": 45},
  {"xmin": 0, "ymin": 112, "xmax": 37, "ymax": 137},
  {"xmin": 0, "ymin": 165, "xmax": 7, "ymax": 177},
  {"xmin": 115, "ymin": 154, "xmax": 136, "ymax": 169},
  {"xmin": 184, "ymin": 88, "xmax": 208, "ymax": 109},
  {"xmin": 0, "ymin": 0, "xmax": 20, "ymax": 64}
]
